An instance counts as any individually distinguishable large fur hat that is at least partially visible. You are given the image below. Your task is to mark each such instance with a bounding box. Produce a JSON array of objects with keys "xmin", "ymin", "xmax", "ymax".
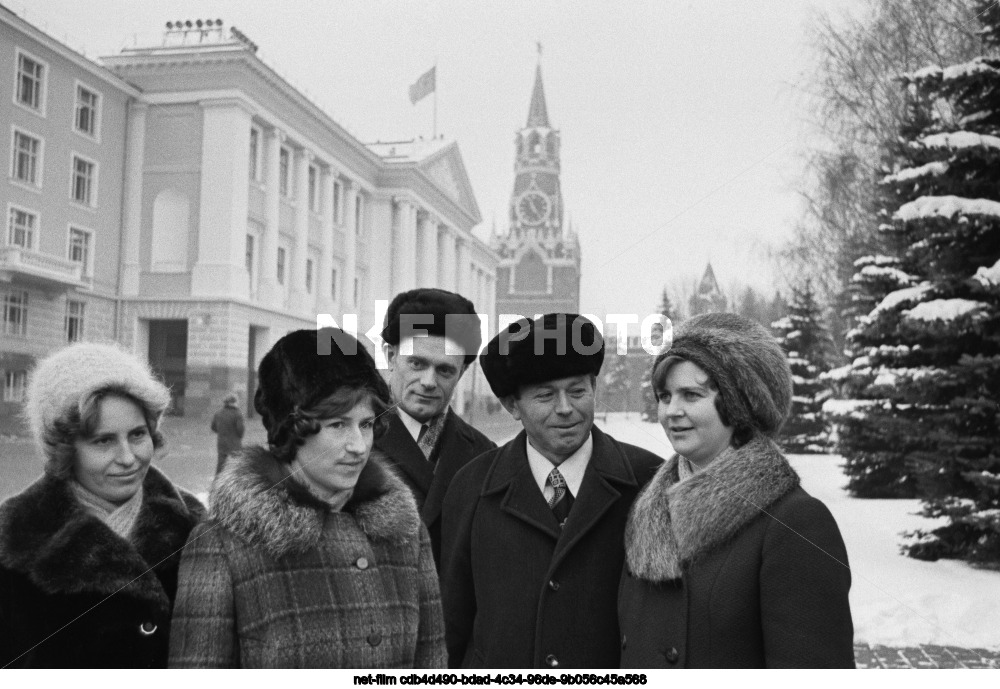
[
  {"xmin": 254, "ymin": 327, "xmax": 391, "ymax": 446},
  {"xmin": 654, "ymin": 312, "xmax": 792, "ymax": 436},
  {"xmin": 24, "ymin": 342, "xmax": 171, "ymax": 451},
  {"xmin": 380, "ymin": 288, "xmax": 482, "ymax": 365},
  {"xmin": 479, "ymin": 313, "xmax": 604, "ymax": 398}
]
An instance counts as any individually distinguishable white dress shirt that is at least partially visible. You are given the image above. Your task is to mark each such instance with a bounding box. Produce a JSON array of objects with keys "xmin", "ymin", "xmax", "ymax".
[
  {"xmin": 526, "ymin": 432, "xmax": 593, "ymax": 503},
  {"xmin": 397, "ymin": 407, "xmax": 428, "ymax": 442}
]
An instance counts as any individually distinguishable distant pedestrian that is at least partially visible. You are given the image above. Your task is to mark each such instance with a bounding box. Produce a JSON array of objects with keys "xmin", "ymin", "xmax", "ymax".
[
  {"xmin": 210, "ymin": 393, "xmax": 244, "ymax": 474},
  {"xmin": 619, "ymin": 313, "xmax": 854, "ymax": 668},
  {"xmin": 0, "ymin": 343, "xmax": 205, "ymax": 668}
]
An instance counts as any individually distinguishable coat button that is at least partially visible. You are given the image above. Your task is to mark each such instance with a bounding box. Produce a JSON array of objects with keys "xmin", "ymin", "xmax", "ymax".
[
  {"xmin": 356, "ymin": 557, "xmax": 369, "ymax": 570},
  {"xmin": 545, "ymin": 654, "xmax": 558, "ymax": 668},
  {"xmin": 547, "ymin": 580, "xmax": 560, "ymax": 591},
  {"xmin": 665, "ymin": 647, "xmax": 679, "ymax": 664},
  {"xmin": 367, "ymin": 632, "xmax": 382, "ymax": 647},
  {"xmin": 139, "ymin": 621, "xmax": 157, "ymax": 636}
]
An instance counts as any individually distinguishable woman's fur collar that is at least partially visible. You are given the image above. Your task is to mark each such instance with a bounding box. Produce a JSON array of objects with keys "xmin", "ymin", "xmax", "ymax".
[
  {"xmin": 624, "ymin": 435, "xmax": 799, "ymax": 582},
  {"xmin": 0, "ymin": 465, "xmax": 204, "ymax": 608},
  {"xmin": 210, "ymin": 446, "xmax": 420, "ymax": 559}
]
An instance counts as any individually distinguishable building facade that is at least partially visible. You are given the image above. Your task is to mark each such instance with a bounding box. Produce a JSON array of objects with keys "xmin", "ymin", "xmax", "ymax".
[
  {"xmin": 0, "ymin": 13, "xmax": 497, "ymax": 433},
  {"xmin": 492, "ymin": 63, "xmax": 581, "ymax": 320}
]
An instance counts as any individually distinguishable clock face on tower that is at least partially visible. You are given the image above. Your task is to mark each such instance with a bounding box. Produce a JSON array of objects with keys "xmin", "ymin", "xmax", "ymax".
[{"xmin": 516, "ymin": 191, "xmax": 551, "ymax": 226}]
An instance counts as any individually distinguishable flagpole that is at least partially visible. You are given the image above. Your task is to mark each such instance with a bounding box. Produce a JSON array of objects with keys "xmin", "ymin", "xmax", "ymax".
[{"xmin": 433, "ymin": 57, "xmax": 438, "ymax": 139}]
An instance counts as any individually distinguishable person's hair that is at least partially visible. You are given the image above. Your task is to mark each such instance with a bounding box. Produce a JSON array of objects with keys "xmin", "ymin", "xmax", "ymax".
[
  {"xmin": 651, "ymin": 355, "xmax": 753, "ymax": 448},
  {"xmin": 224, "ymin": 392, "xmax": 239, "ymax": 406},
  {"xmin": 42, "ymin": 386, "xmax": 166, "ymax": 479},
  {"xmin": 269, "ymin": 385, "xmax": 392, "ymax": 464}
]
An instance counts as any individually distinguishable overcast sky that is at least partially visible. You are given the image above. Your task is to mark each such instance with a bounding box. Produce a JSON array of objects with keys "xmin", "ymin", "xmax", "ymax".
[{"xmin": 19, "ymin": 0, "xmax": 870, "ymax": 318}]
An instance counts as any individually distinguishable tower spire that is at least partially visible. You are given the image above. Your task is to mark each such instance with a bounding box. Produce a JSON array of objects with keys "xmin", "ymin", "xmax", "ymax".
[{"xmin": 526, "ymin": 62, "xmax": 550, "ymax": 128}]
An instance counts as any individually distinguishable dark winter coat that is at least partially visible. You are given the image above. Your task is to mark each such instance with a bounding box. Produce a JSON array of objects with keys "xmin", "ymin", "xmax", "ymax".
[
  {"xmin": 441, "ymin": 426, "xmax": 662, "ymax": 669},
  {"xmin": 619, "ymin": 436, "xmax": 855, "ymax": 668},
  {"xmin": 0, "ymin": 466, "xmax": 205, "ymax": 668},
  {"xmin": 376, "ymin": 410, "xmax": 496, "ymax": 567},
  {"xmin": 169, "ymin": 446, "xmax": 446, "ymax": 668},
  {"xmin": 210, "ymin": 404, "xmax": 245, "ymax": 473}
]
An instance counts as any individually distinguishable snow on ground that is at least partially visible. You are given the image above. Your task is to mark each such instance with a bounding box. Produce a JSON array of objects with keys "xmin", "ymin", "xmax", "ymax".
[{"xmin": 595, "ymin": 412, "xmax": 1000, "ymax": 649}]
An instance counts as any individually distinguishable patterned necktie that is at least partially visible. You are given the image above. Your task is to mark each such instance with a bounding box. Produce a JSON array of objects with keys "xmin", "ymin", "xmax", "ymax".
[{"xmin": 547, "ymin": 467, "xmax": 574, "ymax": 526}]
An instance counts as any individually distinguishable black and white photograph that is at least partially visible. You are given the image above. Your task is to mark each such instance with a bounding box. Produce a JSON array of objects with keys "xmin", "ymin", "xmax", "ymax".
[{"xmin": 0, "ymin": 0, "xmax": 998, "ymax": 676}]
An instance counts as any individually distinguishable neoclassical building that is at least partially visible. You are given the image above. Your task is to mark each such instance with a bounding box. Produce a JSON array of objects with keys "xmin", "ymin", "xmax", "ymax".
[
  {"xmin": 0, "ymin": 13, "xmax": 497, "ymax": 431},
  {"xmin": 493, "ymin": 62, "xmax": 581, "ymax": 319}
]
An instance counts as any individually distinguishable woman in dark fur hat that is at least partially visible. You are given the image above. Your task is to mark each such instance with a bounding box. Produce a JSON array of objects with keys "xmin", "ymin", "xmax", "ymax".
[
  {"xmin": 619, "ymin": 313, "xmax": 855, "ymax": 668},
  {"xmin": 169, "ymin": 327, "xmax": 446, "ymax": 668},
  {"xmin": 0, "ymin": 342, "xmax": 205, "ymax": 668}
]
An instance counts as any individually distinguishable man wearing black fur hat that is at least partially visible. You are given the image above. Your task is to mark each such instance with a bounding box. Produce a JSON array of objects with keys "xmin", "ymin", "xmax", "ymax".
[
  {"xmin": 378, "ymin": 288, "xmax": 496, "ymax": 568},
  {"xmin": 440, "ymin": 313, "xmax": 663, "ymax": 669}
]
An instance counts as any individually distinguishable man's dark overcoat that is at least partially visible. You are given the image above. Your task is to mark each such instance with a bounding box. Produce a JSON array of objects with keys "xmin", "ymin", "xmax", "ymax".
[
  {"xmin": 376, "ymin": 410, "xmax": 496, "ymax": 566},
  {"xmin": 441, "ymin": 426, "xmax": 662, "ymax": 669},
  {"xmin": 0, "ymin": 466, "xmax": 204, "ymax": 668}
]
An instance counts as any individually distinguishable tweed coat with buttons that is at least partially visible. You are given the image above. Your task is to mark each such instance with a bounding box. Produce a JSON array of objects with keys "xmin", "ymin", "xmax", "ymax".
[
  {"xmin": 618, "ymin": 436, "xmax": 855, "ymax": 668},
  {"xmin": 0, "ymin": 465, "xmax": 205, "ymax": 668},
  {"xmin": 441, "ymin": 426, "xmax": 662, "ymax": 669},
  {"xmin": 168, "ymin": 446, "xmax": 446, "ymax": 668}
]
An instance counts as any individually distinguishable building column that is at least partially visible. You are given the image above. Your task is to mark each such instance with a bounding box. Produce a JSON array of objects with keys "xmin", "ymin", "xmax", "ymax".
[
  {"xmin": 343, "ymin": 179, "xmax": 358, "ymax": 310},
  {"xmin": 417, "ymin": 211, "xmax": 439, "ymax": 288},
  {"xmin": 456, "ymin": 237, "xmax": 470, "ymax": 297},
  {"xmin": 191, "ymin": 98, "xmax": 252, "ymax": 299},
  {"xmin": 392, "ymin": 198, "xmax": 417, "ymax": 293},
  {"xmin": 121, "ymin": 101, "xmax": 146, "ymax": 297},
  {"xmin": 289, "ymin": 148, "xmax": 311, "ymax": 312},
  {"xmin": 440, "ymin": 226, "xmax": 457, "ymax": 292},
  {"xmin": 319, "ymin": 165, "xmax": 336, "ymax": 314},
  {"xmin": 260, "ymin": 126, "xmax": 283, "ymax": 306}
]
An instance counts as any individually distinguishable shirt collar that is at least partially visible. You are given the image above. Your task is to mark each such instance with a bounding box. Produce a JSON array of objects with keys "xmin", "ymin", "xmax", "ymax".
[
  {"xmin": 397, "ymin": 406, "xmax": 448, "ymax": 443},
  {"xmin": 526, "ymin": 431, "xmax": 593, "ymax": 499}
]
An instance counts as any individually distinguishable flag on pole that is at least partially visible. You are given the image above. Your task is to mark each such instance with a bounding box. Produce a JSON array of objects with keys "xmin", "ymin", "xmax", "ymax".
[{"xmin": 409, "ymin": 66, "xmax": 436, "ymax": 105}]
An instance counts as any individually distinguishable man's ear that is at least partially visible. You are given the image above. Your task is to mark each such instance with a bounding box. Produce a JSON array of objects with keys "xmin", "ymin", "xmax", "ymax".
[
  {"xmin": 383, "ymin": 343, "xmax": 398, "ymax": 369},
  {"xmin": 499, "ymin": 394, "xmax": 521, "ymax": 421}
]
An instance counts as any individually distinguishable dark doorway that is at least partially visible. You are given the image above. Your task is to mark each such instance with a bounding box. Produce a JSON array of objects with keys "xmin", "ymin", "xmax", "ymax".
[
  {"xmin": 247, "ymin": 325, "xmax": 266, "ymax": 418},
  {"xmin": 148, "ymin": 319, "xmax": 188, "ymax": 416}
]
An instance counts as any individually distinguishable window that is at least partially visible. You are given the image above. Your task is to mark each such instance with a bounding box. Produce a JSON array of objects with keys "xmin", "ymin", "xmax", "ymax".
[
  {"xmin": 330, "ymin": 267, "xmax": 338, "ymax": 301},
  {"xmin": 74, "ymin": 84, "xmax": 100, "ymax": 137},
  {"xmin": 245, "ymin": 234, "xmax": 254, "ymax": 274},
  {"xmin": 249, "ymin": 127, "xmax": 260, "ymax": 181},
  {"xmin": 15, "ymin": 51, "xmax": 45, "ymax": 112},
  {"xmin": 355, "ymin": 195, "xmax": 363, "ymax": 235},
  {"xmin": 308, "ymin": 164, "xmax": 318, "ymax": 212},
  {"xmin": 306, "ymin": 258, "xmax": 314, "ymax": 293},
  {"xmin": 353, "ymin": 277, "xmax": 359, "ymax": 305},
  {"xmin": 333, "ymin": 181, "xmax": 342, "ymax": 224},
  {"xmin": 68, "ymin": 226, "xmax": 92, "ymax": 276},
  {"xmin": 3, "ymin": 370, "xmax": 27, "ymax": 402},
  {"xmin": 11, "ymin": 130, "xmax": 41, "ymax": 186},
  {"xmin": 279, "ymin": 147, "xmax": 290, "ymax": 196},
  {"xmin": 277, "ymin": 247, "xmax": 286, "ymax": 285},
  {"xmin": 71, "ymin": 155, "xmax": 96, "ymax": 205},
  {"xmin": 8, "ymin": 207, "xmax": 36, "ymax": 249},
  {"xmin": 65, "ymin": 300, "xmax": 85, "ymax": 342},
  {"xmin": 2, "ymin": 291, "xmax": 28, "ymax": 336}
]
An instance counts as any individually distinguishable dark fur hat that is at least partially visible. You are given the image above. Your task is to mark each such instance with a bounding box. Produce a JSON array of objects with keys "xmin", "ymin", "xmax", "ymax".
[
  {"xmin": 654, "ymin": 312, "xmax": 792, "ymax": 437},
  {"xmin": 381, "ymin": 288, "xmax": 482, "ymax": 366},
  {"xmin": 480, "ymin": 313, "xmax": 604, "ymax": 398},
  {"xmin": 254, "ymin": 328, "xmax": 391, "ymax": 445}
]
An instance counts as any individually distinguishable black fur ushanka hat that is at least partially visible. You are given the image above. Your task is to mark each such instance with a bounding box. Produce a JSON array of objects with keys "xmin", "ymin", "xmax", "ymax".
[
  {"xmin": 254, "ymin": 328, "xmax": 390, "ymax": 446},
  {"xmin": 479, "ymin": 313, "xmax": 604, "ymax": 398},
  {"xmin": 380, "ymin": 288, "xmax": 482, "ymax": 366},
  {"xmin": 653, "ymin": 312, "xmax": 792, "ymax": 437}
]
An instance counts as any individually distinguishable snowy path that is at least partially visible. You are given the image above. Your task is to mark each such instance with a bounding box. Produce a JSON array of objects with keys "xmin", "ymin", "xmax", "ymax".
[{"xmin": 594, "ymin": 413, "xmax": 1000, "ymax": 650}]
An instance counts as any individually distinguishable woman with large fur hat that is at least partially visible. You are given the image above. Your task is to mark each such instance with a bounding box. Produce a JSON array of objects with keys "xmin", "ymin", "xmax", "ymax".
[
  {"xmin": 0, "ymin": 342, "xmax": 205, "ymax": 667},
  {"xmin": 619, "ymin": 313, "xmax": 854, "ymax": 668},
  {"xmin": 169, "ymin": 327, "xmax": 446, "ymax": 668}
]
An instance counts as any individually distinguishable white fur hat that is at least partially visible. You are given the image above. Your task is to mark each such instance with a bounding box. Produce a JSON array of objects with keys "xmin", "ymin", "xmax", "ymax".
[{"xmin": 24, "ymin": 342, "xmax": 172, "ymax": 449}]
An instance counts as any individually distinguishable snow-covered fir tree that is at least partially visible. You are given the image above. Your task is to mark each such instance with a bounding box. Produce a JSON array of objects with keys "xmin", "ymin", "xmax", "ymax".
[
  {"xmin": 773, "ymin": 280, "xmax": 836, "ymax": 453},
  {"xmin": 828, "ymin": 0, "xmax": 1000, "ymax": 563},
  {"xmin": 602, "ymin": 352, "xmax": 630, "ymax": 414},
  {"xmin": 641, "ymin": 288, "xmax": 678, "ymax": 422}
]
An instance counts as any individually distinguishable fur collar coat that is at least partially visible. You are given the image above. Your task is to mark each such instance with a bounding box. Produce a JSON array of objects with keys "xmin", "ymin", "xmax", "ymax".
[
  {"xmin": 618, "ymin": 436, "xmax": 855, "ymax": 668},
  {"xmin": 169, "ymin": 446, "xmax": 447, "ymax": 668},
  {"xmin": 0, "ymin": 465, "xmax": 205, "ymax": 668}
]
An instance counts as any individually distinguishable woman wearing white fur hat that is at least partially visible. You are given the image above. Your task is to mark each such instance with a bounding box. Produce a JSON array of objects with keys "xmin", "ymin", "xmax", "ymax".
[
  {"xmin": 0, "ymin": 342, "xmax": 205, "ymax": 668},
  {"xmin": 619, "ymin": 313, "xmax": 854, "ymax": 668}
]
